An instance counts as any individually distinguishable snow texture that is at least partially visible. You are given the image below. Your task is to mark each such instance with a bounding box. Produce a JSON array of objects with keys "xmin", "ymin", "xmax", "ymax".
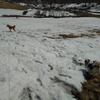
[{"xmin": 0, "ymin": 9, "xmax": 100, "ymax": 100}]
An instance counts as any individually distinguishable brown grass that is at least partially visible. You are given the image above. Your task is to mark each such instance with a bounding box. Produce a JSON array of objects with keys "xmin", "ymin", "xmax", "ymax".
[
  {"xmin": 46, "ymin": 32, "xmax": 100, "ymax": 39},
  {"xmin": 0, "ymin": 2, "xmax": 27, "ymax": 10},
  {"xmin": 59, "ymin": 33, "xmax": 95, "ymax": 39},
  {"xmin": 71, "ymin": 72, "xmax": 100, "ymax": 100},
  {"xmin": 96, "ymin": 31, "xmax": 100, "ymax": 36},
  {"xmin": 2, "ymin": 15, "xmax": 31, "ymax": 17},
  {"xmin": 97, "ymin": 33, "xmax": 100, "ymax": 36},
  {"xmin": 72, "ymin": 11, "xmax": 100, "ymax": 18}
]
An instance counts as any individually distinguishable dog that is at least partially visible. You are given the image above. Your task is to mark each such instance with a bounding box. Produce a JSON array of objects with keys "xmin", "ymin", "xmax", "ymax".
[
  {"xmin": 85, "ymin": 59, "xmax": 94, "ymax": 70},
  {"xmin": 85, "ymin": 59, "xmax": 90, "ymax": 66},
  {"xmin": 85, "ymin": 59, "xmax": 100, "ymax": 74},
  {"xmin": 93, "ymin": 61, "xmax": 100, "ymax": 68},
  {"xmin": 6, "ymin": 24, "xmax": 16, "ymax": 32}
]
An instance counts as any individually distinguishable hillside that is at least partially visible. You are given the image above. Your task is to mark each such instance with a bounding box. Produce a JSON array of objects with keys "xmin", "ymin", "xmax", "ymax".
[
  {"xmin": 0, "ymin": 2, "xmax": 27, "ymax": 10},
  {"xmin": 0, "ymin": 4, "xmax": 100, "ymax": 100},
  {"xmin": 0, "ymin": 10, "xmax": 100, "ymax": 99},
  {"xmin": 4, "ymin": 0, "xmax": 100, "ymax": 4}
]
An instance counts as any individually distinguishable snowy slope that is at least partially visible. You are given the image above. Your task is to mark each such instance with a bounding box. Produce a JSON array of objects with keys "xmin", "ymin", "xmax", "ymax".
[
  {"xmin": 0, "ymin": 9, "xmax": 75, "ymax": 17},
  {"xmin": 0, "ymin": 11, "xmax": 100, "ymax": 100},
  {"xmin": 0, "ymin": 9, "xmax": 23, "ymax": 16},
  {"xmin": 0, "ymin": 9, "xmax": 37, "ymax": 17}
]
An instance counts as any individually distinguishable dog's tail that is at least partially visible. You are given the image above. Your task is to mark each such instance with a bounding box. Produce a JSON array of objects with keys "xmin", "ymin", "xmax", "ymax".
[{"xmin": 13, "ymin": 25, "xmax": 16, "ymax": 32}]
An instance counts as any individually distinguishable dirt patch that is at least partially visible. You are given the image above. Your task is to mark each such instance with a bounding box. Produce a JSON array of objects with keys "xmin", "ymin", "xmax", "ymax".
[
  {"xmin": 59, "ymin": 33, "xmax": 95, "ymax": 39},
  {"xmin": 96, "ymin": 31, "xmax": 100, "ymax": 36},
  {"xmin": 46, "ymin": 33, "xmax": 98, "ymax": 39},
  {"xmin": 0, "ymin": 2, "xmax": 27, "ymax": 10},
  {"xmin": 47, "ymin": 36, "xmax": 60, "ymax": 39},
  {"xmin": 2, "ymin": 15, "xmax": 31, "ymax": 17},
  {"xmin": 72, "ymin": 11, "xmax": 100, "ymax": 18},
  {"xmin": 71, "ymin": 72, "xmax": 100, "ymax": 100}
]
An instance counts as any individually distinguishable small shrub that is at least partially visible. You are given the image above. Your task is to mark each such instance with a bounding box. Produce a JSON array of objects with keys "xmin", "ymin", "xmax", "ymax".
[
  {"xmin": 22, "ymin": 10, "xmax": 28, "ymax": 15},
  {"xmin": 34, "ymin": 10, "xmax": 44, "ymax": 18}
]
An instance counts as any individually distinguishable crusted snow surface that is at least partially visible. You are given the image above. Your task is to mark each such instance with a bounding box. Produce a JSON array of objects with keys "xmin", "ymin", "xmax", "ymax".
[{"xmin": 0, "ymin": 16, "xmax": 100, "ymax": 100}]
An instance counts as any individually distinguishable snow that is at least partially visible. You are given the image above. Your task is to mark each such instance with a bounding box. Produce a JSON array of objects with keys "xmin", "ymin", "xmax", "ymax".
[
  {"xmin": 1, "ymin": 3, "xmax": 100, "ymax": 18},
  {"xmin": 67, "ymin": 4, "xmax": 79, "ymax": 8},
  {"xmin": 19, "ymin": 3, "xmax": 27, "ymax": 6},
  {"xmin": 0, "ymin": 9, "xmax": 23, "ymax": 16},
  {"xmin": 0, "ymin": 8, "xmax": 39, "ymax": 17},
  {"xmin": 0, "ymin": 9, "xmax": 100, "ymax": 100},
  {"xmin": 35, "ymin": 10, "xmax": 76, "ymax": 17},
  {"xmin": 0, "ymin": 8, "xmax": 75, "ymax": 17},
  {"xmin": 89, "ymin": 5, "xmax": 100, "ymax": 13},
  {"xmin": 55, "ymin": 3, "xmax": 100, "ymax": 11}
]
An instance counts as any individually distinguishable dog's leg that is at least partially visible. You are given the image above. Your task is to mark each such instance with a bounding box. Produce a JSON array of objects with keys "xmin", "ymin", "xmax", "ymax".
[
  {"xmin": 13, "ymin": 28, "xmax": 16, "ymax": 32},
  {"xmin": 10, "ymin": 29, "xmax": 12, "ymax": 32}
]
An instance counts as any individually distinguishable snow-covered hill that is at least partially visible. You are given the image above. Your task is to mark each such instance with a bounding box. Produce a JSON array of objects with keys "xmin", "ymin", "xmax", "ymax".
[{"xmin": 0, "ymin": 9, "xmax": 100, "ymax": 100}]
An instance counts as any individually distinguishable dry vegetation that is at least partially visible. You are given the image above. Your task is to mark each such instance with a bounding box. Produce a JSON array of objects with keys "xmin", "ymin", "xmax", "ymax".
[
  {"xmin": 46, "ymin": 32, "xmax": 100, "ymax": 39},
  {"xmin": 72, "ymin": 11, "xmax": 100, "ymax": 18},
  {"xmin": 0, "ymin": 2, "xmax": 27, "ymax": 10},
  {"xmin": 2, "ymin": 15, "xmax": 31, "ymax": 17},
  {"xmin": 96, "ymin": 31, "xmax": 100, "ymax": 35},
  {"xmin": 71, "ymin": 72, "xmax": 100, "ymax": 100},
  {"xmin": 59, "ymin": 33, "xmax": 96, "ymax": 39}
]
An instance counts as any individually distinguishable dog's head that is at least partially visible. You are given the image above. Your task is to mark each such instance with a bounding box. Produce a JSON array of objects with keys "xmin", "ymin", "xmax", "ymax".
[
  {"xmin": 6, "ymin": 24, "xmax": 9, "ymax": 27},
  {"xmin": 84, "ymin": 59, "xmax": 90, "ymax": 66}
]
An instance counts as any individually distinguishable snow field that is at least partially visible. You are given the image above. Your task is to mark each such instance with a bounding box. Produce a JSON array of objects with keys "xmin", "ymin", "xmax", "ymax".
[{"xmin": 0, "ymin": 17, "xmax": 100, "ymax": 100}]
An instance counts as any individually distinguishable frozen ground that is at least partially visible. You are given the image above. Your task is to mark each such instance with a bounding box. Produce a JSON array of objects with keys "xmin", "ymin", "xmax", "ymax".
[
  {"xmin": 0, "ymin": 9, "xmax": 37, "ymax": 17},
  {"xmin": 0, "ymin": 14, "xmax": 100, "ymax": 100},
  {"xmin": 0, "ymin": 9, "xmax": 76, "ymax": 17},
  {"xmin": 0, "ymin": 9, "xmax": 23, "ymax": 16}
]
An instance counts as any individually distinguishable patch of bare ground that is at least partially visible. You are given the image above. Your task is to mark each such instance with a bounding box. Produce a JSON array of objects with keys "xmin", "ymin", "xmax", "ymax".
[
  {"xmin": 2, "ymin": 15, "xmax": 31, "ymax": 17},
  {"xmin": 46, "ymin": 32, "xmax": 100, "ymax": 39},
  {"xmin": 47, "ymin": 33, "xmax": 96, "ymax": 39},
  {"xmin": 96, "ymin": 31, "xmax": 100, "ymax": 36},
  {"xmin": 72, "ymin": 11, "xmax": 100, "ymax": 18},
  {"xmin": 0, "ymin": 2, "xmax": 27, "ymax": 10},
  {"xmin": 71, "ymin": 72, "xmax": 100, "ymax": 100},
  {"xmin": 59, "ymin": 33, "xmax": 95, "ymax": 39}
]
